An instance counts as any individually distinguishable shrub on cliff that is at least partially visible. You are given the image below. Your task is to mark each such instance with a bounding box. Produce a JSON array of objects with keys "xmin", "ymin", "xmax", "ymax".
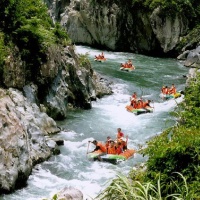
[{"xmin": 0, "ymin": 0, "xmax": 70, "ymax": 83}]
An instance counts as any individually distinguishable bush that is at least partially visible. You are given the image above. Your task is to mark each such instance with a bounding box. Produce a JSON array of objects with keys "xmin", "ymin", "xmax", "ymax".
[
  {"xmin": 0, "ymin": 0, "xmax": 71, "ymax": 84},
  {"xmin": 141, "ymin": 71, "xmax": 200, "ymax": 197},
  {"xmin": 97, "ymin": 172, "xmax": 195, "ymax": 199}
]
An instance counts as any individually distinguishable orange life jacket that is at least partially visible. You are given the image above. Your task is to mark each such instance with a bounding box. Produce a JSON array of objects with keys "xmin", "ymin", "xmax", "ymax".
[
  {"xmin": 163, "ymin": 88, "xmax": 169, "ymax": 94},
  {"xmin": 142, "ymin": 102, "xmax": 148, "ymax": 108},
  {"xmin": 97, "ymin": 142, "xmax": 107, "ymax": 153},
  {"xmin": 116, "ymin": 146, "xmax": 123, "ymax": 155},
  {"xmin": 132, "ymin": 94, "xmax": 137, "ymax": 99},
  {"xmin": 136, "ymin": 101, "xmax": 143, "ymax": 109},
  {"xmin": 170, "ymin": 87, "xmax": 176, "ymax": 94},
  {"xmin": 117, "ymin": 131, "xmax": 124, "ymax": 139},
  {"xmin": 107, "ymin": 146, "xmax": 117, "ymax": 154}
]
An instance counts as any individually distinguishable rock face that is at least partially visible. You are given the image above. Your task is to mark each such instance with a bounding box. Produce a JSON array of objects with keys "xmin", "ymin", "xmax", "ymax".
[
  {"xmin": 57, "ymin": 187, "xmax": 83, "ymax": 200},
  {"xmin": 44, "ymin": 0, "xmax": 189, "ymax": 56},
  {"xmin": 3, "ymin": 45, "xmax": 112, "ymax": 120},
  {"xmin": 0, "ymin": 88, "xmax": 60, "ymax": 194},
  {"xmin": 177, "ymin": 45, "xmax": 200, "ymax": 68},
  {"xmin": 150, "ymin": 7, "xmax": 188, "ymax": 53}
]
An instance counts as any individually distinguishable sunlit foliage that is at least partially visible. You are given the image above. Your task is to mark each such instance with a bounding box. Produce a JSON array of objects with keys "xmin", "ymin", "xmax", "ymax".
[{"xmin": 0, "ymin": 0, "xmax": 70, "ymax": 83}]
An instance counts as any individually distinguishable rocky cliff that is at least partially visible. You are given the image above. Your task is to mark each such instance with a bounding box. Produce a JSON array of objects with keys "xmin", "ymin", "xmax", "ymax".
[
  {"xmin": 3, "ymin": 44, "xmax": 112, "ymax": 120},
  {"xmin": 0, "ymin": 36, "xmax": 112, "ymax": 194},
  {"xmin": 0, "ymin": 88, "xmax": 60, "ymax": 193},
  {"xmin": 44, "ymin": 0, "xmax": 189, "ymax": 56}
]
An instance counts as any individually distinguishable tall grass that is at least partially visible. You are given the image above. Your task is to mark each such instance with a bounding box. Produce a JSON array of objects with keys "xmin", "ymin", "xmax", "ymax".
[{"xmin": 96, "ymin": 172, "xmax": 194, "ymax": 200}]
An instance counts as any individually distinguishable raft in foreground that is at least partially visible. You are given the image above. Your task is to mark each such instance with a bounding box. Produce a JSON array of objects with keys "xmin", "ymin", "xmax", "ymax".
[
  {"xmin": 126, "ymin": 105, "xmax": 153, "ymax": 115},
  {"xmin": 87, "ymin": 149, "xmax": 136, "ymax": 164}
]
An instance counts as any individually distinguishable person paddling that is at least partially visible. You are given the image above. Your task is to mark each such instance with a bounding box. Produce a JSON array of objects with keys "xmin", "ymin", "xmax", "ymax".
[
  {"xmin": 169, "ymin": 84, "xmax": 176, "ymax": 94},
  {"xmin": 143, "ymin": 99, "xmax": 152, "ymax": 109},
  {"xmin": 88, "ymin": 140, "xmax": 107, "ymax": 161}
]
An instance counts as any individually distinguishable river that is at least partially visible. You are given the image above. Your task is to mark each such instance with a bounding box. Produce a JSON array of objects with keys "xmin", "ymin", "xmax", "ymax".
[{"xmin": 1, "ymin": 46, "xmax": 189, "ymax": 200}]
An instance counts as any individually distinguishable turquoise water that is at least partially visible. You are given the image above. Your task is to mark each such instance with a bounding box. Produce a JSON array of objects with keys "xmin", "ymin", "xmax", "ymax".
[{"xmin": 1, "ymin": 46, "xmax": 189, "ymax": 200}]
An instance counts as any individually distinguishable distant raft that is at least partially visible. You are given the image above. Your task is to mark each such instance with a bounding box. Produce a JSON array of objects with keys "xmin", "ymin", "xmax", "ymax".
[
  {"xmin": 94, "ymin": 57, "xmax": 107, "ymax": 62},
  {"xmin": 120, "ymin": 62, "xmax": 135, "ymax": 71},
  {"xmin": 159, "ymin": 91, "xmax": 182, "ymax": 100},
  {"xmin": 126, "ymin": 105, "xmax": 153, "ymax": 115},
  {"xmin": 87, "ymin": 149, "xmax": 136, "ymax": 164},
  {"xmin": 120, "ymin": 66, "xmax": 135, "ymax": 72}
]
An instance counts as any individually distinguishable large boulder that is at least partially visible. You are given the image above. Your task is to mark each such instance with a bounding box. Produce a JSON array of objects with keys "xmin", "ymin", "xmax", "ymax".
[
  {"xmin": 57, "ymin": 187, "xmax": 83, "ymax": 200},
  {"xmin": 177, "ymin": 45, "xmax": 200, "ymax": 68},
  {"xmin": 0, "ymin": 88, "xmax": 60, "ymax": 194}
]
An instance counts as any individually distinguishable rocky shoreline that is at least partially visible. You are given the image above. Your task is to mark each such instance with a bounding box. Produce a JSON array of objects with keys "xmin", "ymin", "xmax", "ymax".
[{"xmin": 0, "ymin": 44, "xmax": 113, "ymax": 195}]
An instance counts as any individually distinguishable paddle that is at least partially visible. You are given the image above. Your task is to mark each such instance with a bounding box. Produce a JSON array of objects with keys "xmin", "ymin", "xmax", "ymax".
[
  {"xmin": 86, "ymin": 141, "xmax": 90, "ymax": 155},
  {"xmin": 152, "ymin": 100, "xmax": 155, "ymax": 112}
]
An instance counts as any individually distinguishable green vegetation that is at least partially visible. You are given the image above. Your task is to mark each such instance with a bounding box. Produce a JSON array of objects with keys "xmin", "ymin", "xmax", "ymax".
[
  {"xmin": 97, "ymin": 172, "xmax": 193, "ymax": 199},
  {"xmin": 131, "ymin": 0, "xmax": 200, "ymax": 22},
  {"xmin": 0, "ymin": 32, "xmax": 7, "ymax": 83},
  {"xmin": 140, "ymin": 71, "xmax": 200, "ymax": 198},
  {"xmin": 176, "ymin": 25, "xmax": 200, "ymax": 53},
  {"xmin": 78, "ymin": 52, "xmax": 90, "ymax": 67},
  {"xmin": 0, "ymin": 0, "xmax": 70, "ymax": 84},
  {"xmin": 98, "ymin": 72, "xmax": 200, "ymax": 199}
]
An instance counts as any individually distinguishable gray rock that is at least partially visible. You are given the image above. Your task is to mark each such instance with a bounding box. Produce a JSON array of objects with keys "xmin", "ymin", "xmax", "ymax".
[
  {"xmin": 0, "ymin": 88, "xmax": 60, "ymax": 193},
  {"xmin": 44, "ymin": 0, "xmax": 189, "ymax": 55},
  {"xmin": 150, "ymin": 7, "xmax": 188, "ymax": 52},
  {"xmin": 184, "ymin": 50, "xmax": 200, "ymax": 67},
  {"xmin": 57, "ymin": 187, "xmax": 83, "ymax": 200},
  {"xmin": 177, "ymin": 50, "xmax": 190, "ymax": 60}
]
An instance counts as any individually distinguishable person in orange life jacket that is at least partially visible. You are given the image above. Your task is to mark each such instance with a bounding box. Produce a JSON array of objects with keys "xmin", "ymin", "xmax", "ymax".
[
  {"xmin": 142, "ymin": 100, "xmax": 152, "ymax": 108},
  {"xmin": 115, "ymin": 142, "xmax": 123, "ymax": 155},
  {"xmin": 105, "ymin": 136, "xmax": 112, "ymax": 148},
  {"xmin": 127, "ymin": 59, "xmax": 132, "ymax": 68},
  {"xmin": 130, "ymin": 98, "xmax": 136, "ymax": 107},
  {"xmin": 89, "ymin": 140, "xmax": 107, "ymax": 161},
  {"xmin": 161, "ymin": 86, "xmax": 165, "ymax": 94},
  {"xmin": 163, "ymin": 86, "xmax": 170, "ymax": 95},
  {"xmin": 132, "ymin": 92, "xmax": 137, "ymax": 100},
  {"xmin": 119, "ymin": 135, "xmax": 128, "ymax": 151},
  {"xmin": 116, "ymin": 128, "xmax": 124, "ymax": 140},
  {"xmin": 136, "ymin": 99, "xmax": 143, "ymax": 109},
  {"xmin": 99, "ymin": 52, "xmax": 104, "ymax": 59},
  {"xmin": 169, "ymin": 84, "xmax": 176, "ymax": 94},
  {"xmin": 107, "ymin": 140, "xmax": 117, "ymax": 154},
  {"xmin": 95, "ymin": 52, "xmax": 104, "ymax": 59},
  {"xmin": 89, "ymin": 140, "xmax": 107, "ymax": 153}
]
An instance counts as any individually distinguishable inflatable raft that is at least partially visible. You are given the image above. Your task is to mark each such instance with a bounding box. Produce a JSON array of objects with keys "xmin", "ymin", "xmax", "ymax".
[
  {"xmin": 120, "ymin": 66, "xmax": 135, "ymax": 72},
  {"xmin": 126, "ymin": 105, "xmax": 153, "ymax": 115},
  {"xmin": 159, "ymin": 91, "xmax": 182, "ymax": 100},
  {"xmin": 87, "ymin": 149, "xmax": 136, "ymax": 164},
  {"xmin": 94, "ymin": 58, "xmax": 107, "ymax": 62}
]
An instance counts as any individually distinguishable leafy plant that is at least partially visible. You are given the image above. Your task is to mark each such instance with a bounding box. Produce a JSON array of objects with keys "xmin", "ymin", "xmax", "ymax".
[
  {"xmin": 96, "ymin": 172, "xmax": 195, "ymax": 199},
  {"xmin": 78, "ymin": 52, "xmax": 90, "ymax": 67}
]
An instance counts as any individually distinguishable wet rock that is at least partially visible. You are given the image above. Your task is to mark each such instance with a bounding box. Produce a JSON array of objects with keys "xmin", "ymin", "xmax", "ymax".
[{"xmin": 57, "ymin": 187, "xmax": 83, "ymax": 200}]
